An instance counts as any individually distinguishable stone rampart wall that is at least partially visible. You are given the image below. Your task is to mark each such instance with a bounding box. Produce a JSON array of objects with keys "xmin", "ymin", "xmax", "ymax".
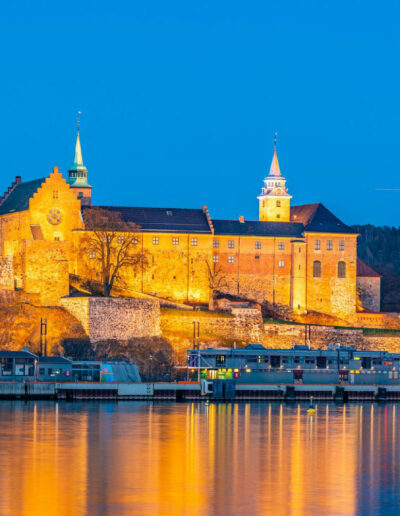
[
  {"xmin": 61, "ymin": 296, "xmax": 161, "ymax": 342},
  {"xmin": 161, "ymin": 308, "xmax": 264, "ymax": 343},
  {"xmin": 161, "ymin": 308, "xmax": 400, "ymax": 353}
]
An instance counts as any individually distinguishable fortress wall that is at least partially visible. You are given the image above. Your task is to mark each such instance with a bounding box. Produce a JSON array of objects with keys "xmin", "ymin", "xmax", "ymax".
[
  {"xmin": 61, "ymin": 296, "xmax": 161, "ymax": 342},
  {"xmin": 161, "ymin": 307, "xmax": 264, "ymax": 344},
  {"xmin": 161, "ymin": 308, "xmax": 400, "ymax": 353},
  {"xmin": 23, "ymin": 240, "xmax": 70, "ymax": 306}
]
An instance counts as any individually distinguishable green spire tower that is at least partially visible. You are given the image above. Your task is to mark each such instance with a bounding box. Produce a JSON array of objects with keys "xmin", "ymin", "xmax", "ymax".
[{"xmin": 68, "ymin": 112, "xmax": 92, "ymax": 206}]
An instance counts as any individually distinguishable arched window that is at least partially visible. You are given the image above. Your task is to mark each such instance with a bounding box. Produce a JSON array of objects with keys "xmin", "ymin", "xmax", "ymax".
[
  {"xmin": 338, "ymin": 261, "xmax": 346, "ymax": 278},
  {"xmin": 313, "ymin": 260, "xmax": 321, "ymax": 278}
]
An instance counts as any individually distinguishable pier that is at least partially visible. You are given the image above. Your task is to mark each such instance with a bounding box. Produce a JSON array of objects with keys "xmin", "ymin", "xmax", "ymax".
[{"xmin": 1, "ymin": 381, "xmax": 400, "ymax": 402}]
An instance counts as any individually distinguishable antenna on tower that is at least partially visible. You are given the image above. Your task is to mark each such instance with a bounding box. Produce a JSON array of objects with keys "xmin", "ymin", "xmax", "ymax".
[
  {"xmin": 77, "ymin": 110, "xmax": 82, "ymax": 132},
  {"xmin": 274, "ymin": 132, "xmax": 277, "ymax": 148}
]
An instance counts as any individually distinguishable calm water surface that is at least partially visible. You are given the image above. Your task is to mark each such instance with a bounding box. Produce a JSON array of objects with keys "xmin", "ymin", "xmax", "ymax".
[{"xmin": 0, "ymin": 401, "xmax": 399, "ymax": 515}]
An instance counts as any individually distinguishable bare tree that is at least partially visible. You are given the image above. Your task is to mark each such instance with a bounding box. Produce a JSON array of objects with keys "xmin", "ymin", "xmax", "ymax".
[
  {"xmin": 80, "ymin": 208, "xmax": 148, "ymax": 296},
  {"xmin": 205, "ymin": 258, "xmax": 228, "ymax": 310}
]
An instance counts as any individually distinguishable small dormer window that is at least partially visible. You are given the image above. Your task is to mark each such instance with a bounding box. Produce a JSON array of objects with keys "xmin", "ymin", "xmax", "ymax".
[{"xmin": 166, "ymin": 211, "xmax": 173, "ymax": 216}]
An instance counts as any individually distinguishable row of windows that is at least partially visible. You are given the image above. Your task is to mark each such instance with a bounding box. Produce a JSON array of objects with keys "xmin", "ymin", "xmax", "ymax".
[
  {"xmin": 213, "ymin": 240, "xmax": 287, "ymax": 250},
  {"xmin": 313, "ymin": 260, "xmax": 346, "ymax": 278},
  {"xmin": 212, "ymin": 255, "xmax": 286, "ymax": 268},
  {"xmin": 150, "ymin": 237, "xmax": 289, "ymax": 249},
  {"xmin": 98, "ymin": 235, "xmax": 344, "ymax": 253},
  {"xmin": 315, "ymin": 239, "xmax": 345, "ymax": 251},
  {"xmin": 261, "ymin": 200, "xmax": 282, "ymax": 207}
]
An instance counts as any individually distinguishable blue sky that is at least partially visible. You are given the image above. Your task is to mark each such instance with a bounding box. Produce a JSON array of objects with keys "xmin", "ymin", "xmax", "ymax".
[{"xmin": 1, "ymin": 0, "xmax": 399, "ymax": 225}]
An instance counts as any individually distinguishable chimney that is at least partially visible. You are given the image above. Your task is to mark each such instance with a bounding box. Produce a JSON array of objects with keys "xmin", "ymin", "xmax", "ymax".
[
  {"xmin": 53, "ymin": 166, "xmax": 59, "ymax": 174},
  {"xmin": 239, "ymin": 216, "xmax": 245, "ymax": 223},
  {"xmin": 16, "ymin": 176, "xmax": 21, "ymax": 184}
]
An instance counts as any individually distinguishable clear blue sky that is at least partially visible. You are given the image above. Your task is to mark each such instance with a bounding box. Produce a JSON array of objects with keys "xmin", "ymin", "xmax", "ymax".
[{"xmin": 1, "ymin": 0, "xmax": 399, "ymax": 226}]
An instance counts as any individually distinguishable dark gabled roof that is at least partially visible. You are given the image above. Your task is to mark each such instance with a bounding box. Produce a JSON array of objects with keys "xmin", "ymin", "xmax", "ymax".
[
  {"xmin": 38, "ymin": 356, "xmax": 72, "ymax": 364},
  {"xmin": 357, "ymin": 258, "xmax": 381, "ymax": 278},
  {"xmin": 291, "ymin": 203, "xmax": 357, "ymax": 234},
  {"xmin": 83, "ymin": 206, "xmax": 212, "ymax": 234},
  {"xmin": 0, "ymin": 178, "xmax": 46, "ymax": 216},
  {"xmin": 212, "ymin": 219, "xmax": 304, "ymax": 238},
  {"xmin": 0, "ymin": 350, "xmax": 38, "ymax": 358}
]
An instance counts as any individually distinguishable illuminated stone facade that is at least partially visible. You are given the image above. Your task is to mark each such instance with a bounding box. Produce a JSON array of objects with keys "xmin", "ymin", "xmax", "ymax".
[{"xmin": 0, "ymin": 134, "xmax": 381, "ymax": 323}]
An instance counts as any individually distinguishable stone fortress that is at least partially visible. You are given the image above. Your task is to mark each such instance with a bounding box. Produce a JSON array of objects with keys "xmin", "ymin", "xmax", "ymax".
[{"xmin": 0, "ymin": 127, "xmax": 391, "ymax": 334}]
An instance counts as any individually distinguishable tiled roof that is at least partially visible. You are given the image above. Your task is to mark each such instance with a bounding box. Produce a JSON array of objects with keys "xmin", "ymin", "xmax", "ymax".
[
  {"xmin": 291, "ymin": 203, "xmax": 357, "ymax": 234},
  {"xmin": 83, "ymin": 206, "xmax": 213, "ymax": 234},
  {"xmin": 212, "ymin": 219, "xmax": 304, "ymax": 237},
  {"xmin": 0, "ymin": 178, "xmax": 45, "ymax": 216},
  {"xmin": 357, "ymin": 258, "xmax": 381, "ymax": 278}
]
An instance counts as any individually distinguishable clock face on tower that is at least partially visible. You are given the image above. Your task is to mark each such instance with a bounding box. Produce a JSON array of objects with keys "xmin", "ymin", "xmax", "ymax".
[{"xmin": 47, "ymin": 209, "xmax": 62, "ymax": 225}]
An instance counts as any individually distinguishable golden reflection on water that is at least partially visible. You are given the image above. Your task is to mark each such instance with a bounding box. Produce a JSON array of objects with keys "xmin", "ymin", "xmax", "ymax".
[{"xmin": 0, "ymin": 401, "xmax": 399, "ymax": 515}]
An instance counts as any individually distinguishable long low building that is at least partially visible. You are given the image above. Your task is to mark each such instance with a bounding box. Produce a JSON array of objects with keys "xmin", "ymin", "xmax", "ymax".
[{"xmin": 0, "ymin": 349, "xmax": 141, "ymax": 383}]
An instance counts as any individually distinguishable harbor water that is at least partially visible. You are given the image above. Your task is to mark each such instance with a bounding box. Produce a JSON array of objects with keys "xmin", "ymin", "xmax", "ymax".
[{"xmin": 0, "ymin": 401, "xmax": 399, "ymax": 515}]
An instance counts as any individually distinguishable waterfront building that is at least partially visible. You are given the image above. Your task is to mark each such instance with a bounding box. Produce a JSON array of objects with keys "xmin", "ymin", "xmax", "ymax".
[{"xmin": 0, "ymin": 129, "xmax": 381, "ymax": 324}]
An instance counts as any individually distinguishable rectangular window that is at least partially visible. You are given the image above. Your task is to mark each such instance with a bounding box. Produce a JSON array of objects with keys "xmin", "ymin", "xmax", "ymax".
[
  {"xmin": 255, "ymin": 255, "xmax": 260, "ymax": 260},
  {"xmin": 1, "ymin": 358, "xmax": 13, "ymax": 376},
  {"xmin": 53, "ymin": 190, "xmax": 58, "ymax": 199},
  {"xmin": 278, "ymin": 260, "xmax": 285, "ymax": 268},
  {"xmin": 276, "ymin": 200, "xmax": 281, "ymax": 207},
  {"xmin": 131, "ymin": 236, "xmax": 138, "ymax": 244},
  {"xmin": 255, "ymin": 241, "xmax": 261, "ymax": 249},
  {"xmin": 216, "ymin": 355, "xmax": 226, "ymax": 365},
  {"xmin": 327, "ymin": 240, "xmax": 333, "ymax": 250},
  {"xmin": 191, "ymin": 238, "xmax": 198, "ymax": 246},
  {"xmin": 314, "ymin": 240, "xmax": 321, "ymax": 251},
  {"xmin": 117, "ymin": 236, "xmax": 124, "ymax": 244},
  {"xmin": 213, "ymin": 239, "xmax": 219, "ymax": 248},
  {"xmin": 228, "ymin": 256, "xmax": 235, "ymax": 264},
  {"xmin": 213, "ymin": 255, "xmax": 219, "ymax": 263},
  {"xmin": 339, "ymin": 240, "xmax": 345, "ymax": 251},
  {"xmin": 278, "ymin": 242, "xmax": 285, "ymax": 250},
  {"xmin": 276, "ymin": 214, "xmax": 280, "ymax": 219},
  {"xmin": 228, "ymin": 240, "xmax": 235, "ymax": 249},
  {"xmin": 152, "ymin": 237, "xmax": 159, "ymax": 245},
  {"xmin": 89, "ymin": 251, "xmax": 96, "ymax": 259},
  {"xmin": 172, "ymin": 237, "xmax": 179, "ymax": 245}
]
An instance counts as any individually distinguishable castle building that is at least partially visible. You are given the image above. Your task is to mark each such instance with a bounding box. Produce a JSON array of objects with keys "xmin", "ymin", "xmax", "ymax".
[{"xmin": 0, "ymin": 130, "xmax": 381, "ymax": 324}]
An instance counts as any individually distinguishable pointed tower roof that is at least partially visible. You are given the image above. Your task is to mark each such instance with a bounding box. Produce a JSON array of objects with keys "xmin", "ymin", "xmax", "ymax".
[
  {"xmin": 70, "ymin": 132, "xmax": 87, "ymax": 172},
  {"xmin": 268, "ymin": 133, "xmax": 281, "ymax": 177},
  {"xmin": 68, "ymin": 114, "xmax": 91, "ymax": 189},
  {"xmin": 268, "ymin": 147, "xmax": 281, "ymax": 177}
]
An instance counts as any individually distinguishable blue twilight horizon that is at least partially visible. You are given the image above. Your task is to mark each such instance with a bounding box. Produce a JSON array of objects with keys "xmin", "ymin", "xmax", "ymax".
[{"xmin": 0, "ymin": 0, "xmax": 399, "ymax": 226}]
